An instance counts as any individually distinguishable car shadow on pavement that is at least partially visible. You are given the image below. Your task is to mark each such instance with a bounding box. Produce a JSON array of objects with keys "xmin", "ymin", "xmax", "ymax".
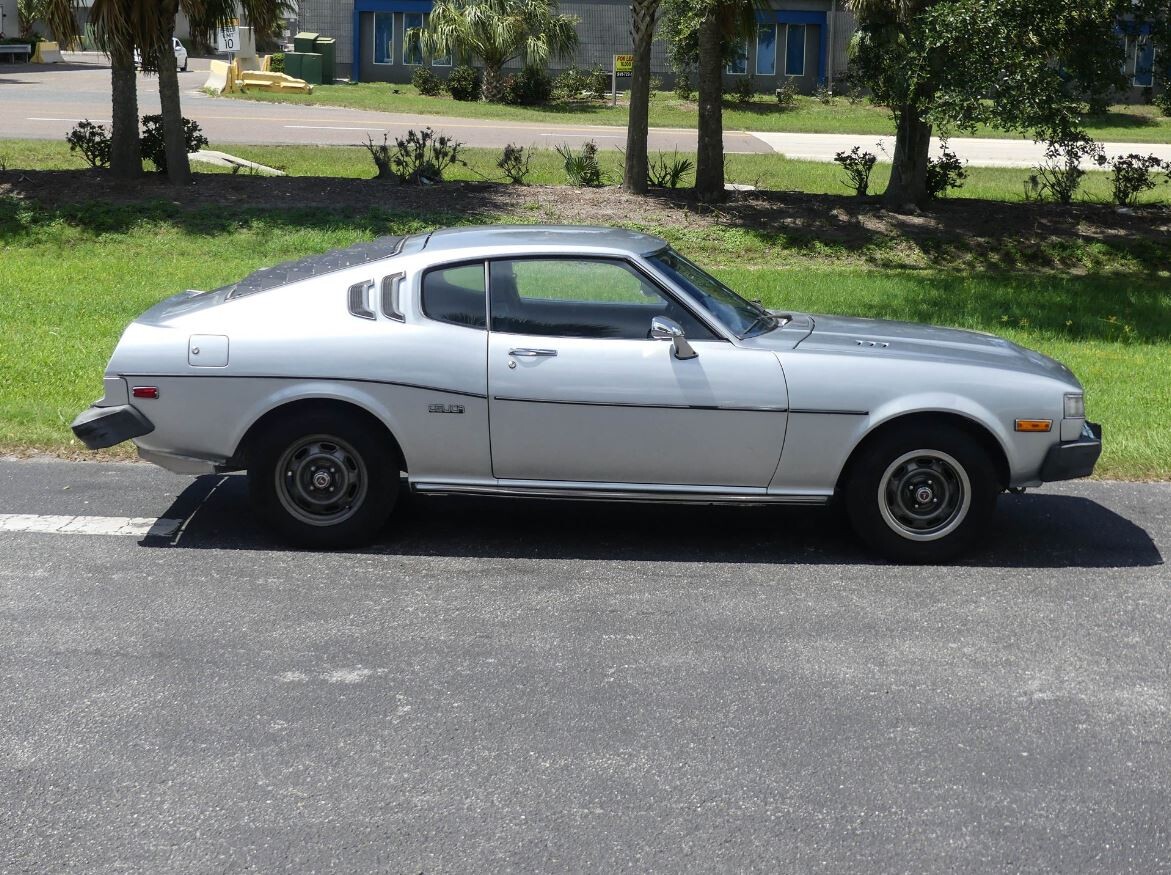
[{"xmin": 143, "ymin": 474, "xmax": 1163, "ymax": 569}]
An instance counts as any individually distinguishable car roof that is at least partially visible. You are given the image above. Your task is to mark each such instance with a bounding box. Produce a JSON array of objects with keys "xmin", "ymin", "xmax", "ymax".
[{"xmin": 421, "ymin": 225, "xmax": 668, "ymax": 256}]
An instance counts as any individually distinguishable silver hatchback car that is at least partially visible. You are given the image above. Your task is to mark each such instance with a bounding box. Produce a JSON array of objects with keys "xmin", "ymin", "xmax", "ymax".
[{"xmin": 73, "ymin": 226, "xmax": 1101, "ymax": 561}]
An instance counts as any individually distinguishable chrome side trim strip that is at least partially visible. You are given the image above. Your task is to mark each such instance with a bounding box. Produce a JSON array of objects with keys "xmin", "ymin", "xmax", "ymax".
[
  {"xmin": 491, "ymin": 395, "xmax": 789, "ymax": 413},
  {"xmin": 118, "ymin": 373, "xmax": 488, "ymax": 400},
  {"xmin": 789, "ymin": 408, "xmax": 869, "ymax": 416},
  {"xmin": 412, "ymin": 482, "xmax": 829, "ymax": 505}
]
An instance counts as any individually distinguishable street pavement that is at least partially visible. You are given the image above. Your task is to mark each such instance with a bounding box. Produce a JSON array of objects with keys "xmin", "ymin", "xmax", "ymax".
[
  {"xmin": 1, "ymin": 457, "xmax": 1168, "ymax": 872},
  {"xmin": 4, "ymin": 54, "xmax": 1171, "ymax": 164}
]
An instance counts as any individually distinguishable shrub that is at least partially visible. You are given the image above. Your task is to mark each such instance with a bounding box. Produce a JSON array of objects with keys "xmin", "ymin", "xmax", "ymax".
[
  {"xmin": 647, "ymin": 150, "xmax": 694, "ymax": 188},
  {"xmin": 411, "ymin": 67, "xmax": 444, "ymax": 96},
  {"xmin": 674, "ymin": 78, "xmax": 695, "ymax": 101},
  {"xmin": 364, "ymin": 128, "xmax": 465, "ymax": 183},
  {"xmin": 588, "ymin": 65, "xmax": 609, "ymax": 100},
  {"xmin": 925, "ymin": 139, "xmax": 968, "ymax": 198},
  {"xmin": 497, "ymin": 143, "xmax": 533, "ymax": 184},
  {"xmin": 446, "ymin": 65, "xmax": 481, "ymax": 101},
  {"xmin": 1156, "ymin": 86, "xmax": 1171, "ymax": 118},
  {"xmin": 503, "ymin": 65, "xmax": 553, "ymax": 106},
  {"xmin": 775, "ymin": 79, "xmax": 798, "ymax": 109},
  {"xmin": 649, "ymin": 75, "xmax": 664, "ymax": 95},
  {"xmin": 555, "ymin": 140, "xmax": 603, "ymax": 186},
  {"xmin": 1100, "ymin": 152, "xmax": 1166, "ymax": 207},
  {"xmin": 554, "ymin": 66, "xmax": 591, "ymax": 99},
  {"xmin": 834, "ymin": 146, "xmax": 877, "ymax": 197},
  {"xmin": 813, "ymin": 83, "xmax": 835, "ymax": 105},
  {"xmin": 1035, "ymin": 137, "xmax": 1102, "ymax": 204},
  {"xmin": 268, "ymin": 52, "xmax": 285, "ymax": 74},
  {"xmin": 66, "ymin": 119, "xmax": 112, "ymax": 169},
  {"xmin": 139, "ymin": 114, "xmax": 208, "ymax": 173},
  {"xmin": 728, "ymin": 76, "xmax": 754, "ymax": 104}
]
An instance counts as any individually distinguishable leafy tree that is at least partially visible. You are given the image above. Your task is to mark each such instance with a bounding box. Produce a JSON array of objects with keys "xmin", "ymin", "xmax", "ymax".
[
  {"xmin": 413, "ymin": 0, "xmax": 579, "ymax": 103},
  {"xmin": 848, "ymin": 0, "xmax": 1125, "ymax": 207},
  {"xmin": 17, "ymin": 0, "xmax": 48, "ymax": 38},
  {"xmin": 622, "ymin": 0, "xmax": 660, "ymax": 194}
]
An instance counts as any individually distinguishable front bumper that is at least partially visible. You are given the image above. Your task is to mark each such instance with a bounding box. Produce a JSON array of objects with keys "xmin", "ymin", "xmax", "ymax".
[
  {"xmin": 1040, "ymin": 421, "xmax": 1102, "ymax": 482},
  {"xmin": 71, "ymin": 404, "xmax": 154, "ymax": 450}
]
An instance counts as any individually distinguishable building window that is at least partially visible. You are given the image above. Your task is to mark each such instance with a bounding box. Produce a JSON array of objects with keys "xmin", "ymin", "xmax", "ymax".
[
  {"xmin": 1134, "ymin": 36, "xmax": 1156, "ymax": 88},
  {"xmin": 404, "ymin": 12, "xmax": 424, "ymax": 65},
  {"xmin": 726, "ymin": 39, "xmax": 748, "ymax": 75},
  {"xmin": 756, "ymin": 24, "xmax": 776, "ymax": 76},
  {"xmin": 785, "ymin": 24, "xmax": 806, "ymax": 77},
  {"xmin": 373, "ymin": 12, "xmax": 393, "ymax": 65}
]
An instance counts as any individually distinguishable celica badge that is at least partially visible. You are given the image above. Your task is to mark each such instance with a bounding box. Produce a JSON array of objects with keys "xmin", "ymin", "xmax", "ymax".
[{"xmin": 428, "ymin": 403, "xmax": 465, "ymax": 414}]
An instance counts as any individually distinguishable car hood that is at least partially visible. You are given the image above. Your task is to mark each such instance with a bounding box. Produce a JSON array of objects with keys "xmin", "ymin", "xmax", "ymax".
[{"xmin": 768, "ymin": 313, "xmax": 1078, "ymax": 384}]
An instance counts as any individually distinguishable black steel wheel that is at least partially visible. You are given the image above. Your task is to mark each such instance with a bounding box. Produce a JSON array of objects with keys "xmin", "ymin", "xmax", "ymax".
[
  {"xmin": 249, "ymin": 409, "xmax": 398, "ymax": 548},
  {"xmin": 845, "ymin": 424, "xmax": 1000, "ymax": 563}
]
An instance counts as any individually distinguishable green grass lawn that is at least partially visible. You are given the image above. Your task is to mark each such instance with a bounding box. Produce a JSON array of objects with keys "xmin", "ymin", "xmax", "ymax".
[
  {"xmin": 219, "ymin": 83, "xmax": 1171, "ymax": 144},
  {"xmin": 5, "ymin": 139, "xmax": 1168, "ymax": 206},
  {"xmin": 1, "ymin": 199, "xmax": 1168, "ymax": 478}
]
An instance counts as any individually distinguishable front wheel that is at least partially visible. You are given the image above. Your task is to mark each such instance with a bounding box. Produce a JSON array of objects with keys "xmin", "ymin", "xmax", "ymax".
[
  {"xmin": 248, "ymin": 409, "xmax": 398, "ymax": 548},
  {"xmin": 844, "ymin": 425, "xmax": 1000, "ymax": 563}
]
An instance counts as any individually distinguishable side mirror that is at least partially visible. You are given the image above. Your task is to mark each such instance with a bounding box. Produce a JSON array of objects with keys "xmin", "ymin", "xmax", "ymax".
[{"xmin": 650, "ymin": 316, "xmax": 698, "ymax": 361}]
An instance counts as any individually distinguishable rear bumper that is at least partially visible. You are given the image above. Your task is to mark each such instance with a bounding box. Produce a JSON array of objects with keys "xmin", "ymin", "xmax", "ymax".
[
  {"xmin": 1040, "ymin": 421, "xmax": 1102, "ymax": 482},
  {"xmin": 70, "ymin": 404, "xmax": 154, "ymax": 450}
]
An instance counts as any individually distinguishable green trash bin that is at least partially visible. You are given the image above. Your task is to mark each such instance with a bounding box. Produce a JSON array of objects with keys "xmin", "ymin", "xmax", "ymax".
[
  {"xmin": 300, "ymin": 52, "xmax": 323, "ymax": 86},
  {"xmin": 293, "ymin": 32, "xmax": 319, "ymax": 54},
  {"xmin": 283, "ymin": 51, "xmax": 305, "ymax": 79},
  {"xmin": 314, "ymin": 37, "xmax": 335, "ymax": 85}
]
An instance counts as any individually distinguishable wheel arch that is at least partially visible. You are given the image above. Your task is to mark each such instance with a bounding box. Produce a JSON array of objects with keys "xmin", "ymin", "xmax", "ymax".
[
  {"xmin": 835, "ymin": 410, "xmax": 1010, "ymax": 496},
  {"xmin": 230, "ymin": 397, "xmax": 407, "ymax": 472}
]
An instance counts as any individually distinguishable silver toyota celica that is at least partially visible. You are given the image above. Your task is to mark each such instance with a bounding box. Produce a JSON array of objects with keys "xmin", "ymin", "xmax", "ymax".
[{"xmin": 72, "ymin": 225, "xmax": 1102, "ymax": 562}]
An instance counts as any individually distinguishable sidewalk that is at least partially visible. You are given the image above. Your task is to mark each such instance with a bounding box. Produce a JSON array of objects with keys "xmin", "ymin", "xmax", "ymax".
[{"xmin": 749, "ymin": 131, "xmax": 1171, "ymax": 168}]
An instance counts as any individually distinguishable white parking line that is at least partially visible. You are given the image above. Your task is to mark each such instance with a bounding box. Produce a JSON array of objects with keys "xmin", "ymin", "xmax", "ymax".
[{"xmin": 0, "ymin": 514, "xmax": 182, "ymax": 538}]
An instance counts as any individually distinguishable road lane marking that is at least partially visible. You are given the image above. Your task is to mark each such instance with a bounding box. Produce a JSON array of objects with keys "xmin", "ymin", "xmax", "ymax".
[
  {"xmin": 28, "ymin": 116, "xmax": 110, "ymax": 122},
  {"xmin": 0, "ymin": 514, "xmax": 181, "ymax": 538},
  {"xmin": 284, "ymin": 124, "xmax": 390, "ymax": 132}
]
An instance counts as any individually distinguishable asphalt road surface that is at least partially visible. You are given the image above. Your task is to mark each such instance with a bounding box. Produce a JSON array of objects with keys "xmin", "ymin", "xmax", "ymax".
[
  {"xmin": 1, "ymin": 457, "xmax": 1168, "ymax": 872},
  {"xmin": 5, "ymin": 55, "xmax": 1171, "ymax": 166}
]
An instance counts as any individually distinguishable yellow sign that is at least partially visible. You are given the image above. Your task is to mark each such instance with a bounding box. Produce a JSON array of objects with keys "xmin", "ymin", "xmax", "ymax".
[{"xmin": 614, "ymin": 54, "xmax": 634, "ymax": 77}]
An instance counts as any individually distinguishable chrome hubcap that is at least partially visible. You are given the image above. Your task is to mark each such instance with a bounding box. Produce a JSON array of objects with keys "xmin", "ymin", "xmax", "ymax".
[
  {"xmin": 276, "ymin": 435, "xmax": 367, "ymax": 527},
  {"xmin": 878, "ymin": 450, "xmax": 971, "ymax": 542}
]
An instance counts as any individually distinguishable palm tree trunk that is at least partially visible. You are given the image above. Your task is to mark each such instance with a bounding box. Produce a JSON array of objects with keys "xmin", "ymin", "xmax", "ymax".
[
  {"xmin": 884, "ymin": 103, "xmax": 932, "ymax": 208},
  {"xmin": 694, "ymin": 15, "xmax": 725, "ymax": 202},
  {"xmin": 157, "ymin": 0, "xmax": 191, "ymax": 185},
  {"xmin": 622, "ymin": 0, "xmax": 659, "ymax": 194},
  {"xmin": 481, "ymin": 64, "xmax": 504, "ymax": 102},
  {"xmin": 109, "ymin": 43, "xmax": 142, "ymax": 180}
]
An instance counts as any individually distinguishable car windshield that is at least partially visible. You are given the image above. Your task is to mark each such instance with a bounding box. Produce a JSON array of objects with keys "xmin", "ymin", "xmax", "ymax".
[{"xmin": 649, "ymin": 249, "xmax": 777, "ymax": 338}]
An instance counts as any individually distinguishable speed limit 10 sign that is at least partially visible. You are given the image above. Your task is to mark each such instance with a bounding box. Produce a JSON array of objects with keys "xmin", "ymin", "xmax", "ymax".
[{"xmin": 217, "ymin": 24, "xmax": 240, "ymax": 53}]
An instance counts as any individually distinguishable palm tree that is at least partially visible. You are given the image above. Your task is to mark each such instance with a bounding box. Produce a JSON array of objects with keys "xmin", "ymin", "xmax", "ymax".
[
  {"xmin": 622, "ymin": 0, "xmax": 660, "ymax": 194},
  {"xmin": 36, "ymin": 0, "xmax": 144, "ymax": 180},
  {"xmin": 415, "ymin": 0, "xmax": 579, "ymax": 103},
  {"xmin": 693, "ymin": 0, "xmax": 756, "ymax": 201}
]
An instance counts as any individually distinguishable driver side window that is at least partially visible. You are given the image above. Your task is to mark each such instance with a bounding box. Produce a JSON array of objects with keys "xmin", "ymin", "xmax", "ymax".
[{"xmin": 489, "ymin": 258, "xmax": 714, "ymax": 340}]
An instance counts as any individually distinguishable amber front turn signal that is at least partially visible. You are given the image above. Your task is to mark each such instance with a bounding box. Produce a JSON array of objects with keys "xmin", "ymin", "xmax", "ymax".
[{"xmin": 1015, "ymin": 419, "xmax": 1053, "ymax": 432}]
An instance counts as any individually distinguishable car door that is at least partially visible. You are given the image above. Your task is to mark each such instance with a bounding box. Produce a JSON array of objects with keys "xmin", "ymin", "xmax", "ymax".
[{"xmin": 486, "ymin": 256, "xmax": 788, "ymax": 488}]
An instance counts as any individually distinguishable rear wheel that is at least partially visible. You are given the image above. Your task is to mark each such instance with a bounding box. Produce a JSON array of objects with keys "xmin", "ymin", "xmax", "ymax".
[
  {"xmin": 248, "ymin": 409, "xmax": 398, "ymax": 548},
  {"xmin": 845, "ymin": 425, "xmax": 1000, "ymax": 563}
]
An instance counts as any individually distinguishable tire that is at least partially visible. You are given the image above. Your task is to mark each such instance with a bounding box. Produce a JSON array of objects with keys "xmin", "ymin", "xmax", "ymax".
[
  {"xmin": 248, "ymin": 409, "xmax": 399, "ymax": 548},
  {"xmin": 844, "ymin": 424, "xmax": 1000, "ymax": 563}
]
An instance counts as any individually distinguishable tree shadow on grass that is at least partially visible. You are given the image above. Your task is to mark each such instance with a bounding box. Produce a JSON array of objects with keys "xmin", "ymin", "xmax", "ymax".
[{"xmin": 3, "ymin": 170, "xmax": 1169, "ymax": 343}]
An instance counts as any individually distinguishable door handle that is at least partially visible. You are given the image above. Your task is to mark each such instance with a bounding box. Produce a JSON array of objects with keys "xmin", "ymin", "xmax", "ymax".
[{"xmin": 509, "ymin": 348, "xmax": 558, "ymax": 357}]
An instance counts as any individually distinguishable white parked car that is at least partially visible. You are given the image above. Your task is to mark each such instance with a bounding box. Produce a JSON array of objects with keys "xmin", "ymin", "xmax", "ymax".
[
  {"xmin": 133, "ymin": 37, "xmax": 188, "ymax": 72},
  {"xmin": 72, "ymin": 226, "xmax": 1101, "ymax": 561}
]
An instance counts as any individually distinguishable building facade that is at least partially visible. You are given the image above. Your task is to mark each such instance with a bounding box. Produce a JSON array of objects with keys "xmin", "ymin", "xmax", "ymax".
[{"xmin": 296, "ymin": 0, "xmax": 857, "ymax": 94}]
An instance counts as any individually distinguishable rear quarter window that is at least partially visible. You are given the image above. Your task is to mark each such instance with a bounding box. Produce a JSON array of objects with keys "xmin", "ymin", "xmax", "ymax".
[{"xmin": 421, "ymin": 262, "xmax": 487, "ymax": 329}]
